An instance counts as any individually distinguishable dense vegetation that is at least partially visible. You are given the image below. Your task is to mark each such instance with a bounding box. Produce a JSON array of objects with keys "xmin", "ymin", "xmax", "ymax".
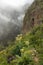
[{"xmin": 0, "ymin": 24, "xmax": 43, "ymax": 65}]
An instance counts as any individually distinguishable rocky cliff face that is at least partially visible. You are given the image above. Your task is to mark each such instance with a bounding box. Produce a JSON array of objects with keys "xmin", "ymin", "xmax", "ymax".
[{"xmin": 23, "ymin": 0, "xmax": 43, "ymax": 33}]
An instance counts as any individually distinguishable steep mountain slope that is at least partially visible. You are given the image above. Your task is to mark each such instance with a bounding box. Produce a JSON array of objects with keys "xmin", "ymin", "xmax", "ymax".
[
  {"xmin": 0, "ymin": 24, "xmax": 43, "ymax": 65},
  {"xmin": 23, "ymin": 0, "xmax": 43, "ymax": 33},
  {"xmin": 0, "ymin": 0, "xmax": 43, "ymax": 65}
]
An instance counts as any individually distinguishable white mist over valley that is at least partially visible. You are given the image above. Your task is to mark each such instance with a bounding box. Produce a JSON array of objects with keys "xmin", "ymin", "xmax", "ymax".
[{"xmin": 0, "ymin": 0, "xmax": 34, "ymax": 41}]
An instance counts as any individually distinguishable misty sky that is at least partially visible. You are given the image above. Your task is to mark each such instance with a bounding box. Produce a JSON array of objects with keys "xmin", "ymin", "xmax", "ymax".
[
  {"xmin": 0, "ymin": 0, "xmax": 34, "ymax": 8},
  {"xmin": 0, "ymin": 0, "xmax": 34, "ymax": 36}
]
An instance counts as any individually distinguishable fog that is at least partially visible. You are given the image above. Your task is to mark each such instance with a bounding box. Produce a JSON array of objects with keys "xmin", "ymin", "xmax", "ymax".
[
  {"xmin": 0, "ymin": 0, "xmax": 34, "ymax": 8},
  {"xmin": 0, "ymin": 0, "xmax": 34, "ymax": 42}
]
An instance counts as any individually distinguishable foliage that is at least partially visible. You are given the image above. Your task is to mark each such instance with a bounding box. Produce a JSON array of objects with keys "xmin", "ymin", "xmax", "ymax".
[{"xmin": 0, "ymin": 24, "xmax": 43, "ymax": 65}]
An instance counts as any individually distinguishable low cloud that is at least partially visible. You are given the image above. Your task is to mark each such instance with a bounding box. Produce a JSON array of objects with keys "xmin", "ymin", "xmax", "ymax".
[{"xmin": 0, "ymin": 0, "xmax": 34, "ymax": 9}]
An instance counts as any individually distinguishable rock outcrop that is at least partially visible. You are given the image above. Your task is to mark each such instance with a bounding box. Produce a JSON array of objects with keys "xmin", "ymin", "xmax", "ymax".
[{"xmin": 23, "ymin": 0, "xmax": 43, "ymax": 33}]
